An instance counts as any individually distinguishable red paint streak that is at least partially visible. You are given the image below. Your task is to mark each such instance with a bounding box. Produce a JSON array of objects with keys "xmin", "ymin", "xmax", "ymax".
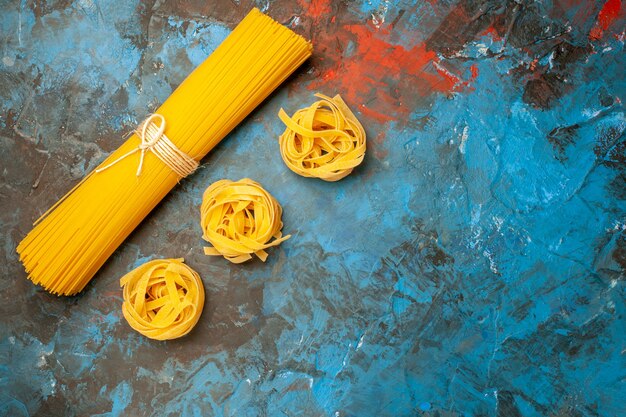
[
  {"xmin": 589, "ymin": 0, "xmax": 623, "ymax": 40},
  {"xmin": 433, "ymin": 61, "xmax": 462, "ymax": 87},
  {"xmin": 342, "ymin": 24, "xmax": 451, "ymax": 92},
  {"xmin": 478, "ymin": 25, "xmax": 503, "ymax": 41},
  {"xmin": 309, "ymin": 24, "xmax": 472, "ymax": 124},
  {"xmin": 436, "ymin": 62, "xmax": 479, "ymax": 92},
  {"xmin": 470, "ymin": 64, "xmax": 479, "ymax": 79},
  {"xmin": 358, "ymin": 104, "xmax": 395, "ymax": 123},
  {"xmin": 303, "ymin": 0, "xmax": 332, "ymax": 20},
  {"xmin": 470, "ymin": 64, "xmax": 479, "ymax": 80}
]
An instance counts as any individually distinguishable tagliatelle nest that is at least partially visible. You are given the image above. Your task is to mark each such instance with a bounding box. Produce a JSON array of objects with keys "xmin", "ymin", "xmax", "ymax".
[
  {"xmin": 200, "ymin": 178, "xmax": 290, "ymax": 263},
  {"xmin": 278, "ymin": 94, "xmax": 366, "ymax": 181},
  {"xmin": 120, "ymin": 258, "xmax": 205, "ymax": 341}
]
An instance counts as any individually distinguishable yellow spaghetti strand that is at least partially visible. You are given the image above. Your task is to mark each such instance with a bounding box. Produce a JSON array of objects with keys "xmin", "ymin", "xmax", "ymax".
[
  {"xmin": 201, "ymin": 178, "xmax": 290, "ymax": 263},
  {"xmin": 17, "ymin": 9, "xmax": 312, "ymax": 295},
  {"xmin": 278, "ymin": 94, "xmax": 366, "ymax": 181},
  {"xmin": 120, "ymin": 259, "xmax": 204, "ymax": 341}
]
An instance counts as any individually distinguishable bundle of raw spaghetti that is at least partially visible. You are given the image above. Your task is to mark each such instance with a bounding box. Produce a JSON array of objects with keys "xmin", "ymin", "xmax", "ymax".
[
  {"xmin": 17, "ymin": 8, "xmax": 312, "ymax": 296},
  {"xmin": 201, "ymin": 178, "xmax": 289, "ymax": 263},
  {"xmin": 120, "ymin": 259, "xmax": 204, "ymax": 340},
  {"xmin": 278, "ymin": 94, "xmax": 366, "ymax": 181}
]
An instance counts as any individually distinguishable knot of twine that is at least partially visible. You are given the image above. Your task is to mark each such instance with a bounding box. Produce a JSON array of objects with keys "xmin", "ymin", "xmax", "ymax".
[
  {"xmin": 277, "ymin": 93, "xmax": 366, "ymax": 182},
  {"xmin": 96, "ymin": 114, "xmax": 199, "ymax": 178},
  {"xmin": 200, "ymin": 178, "xmax": 291, "ymax": 264}
]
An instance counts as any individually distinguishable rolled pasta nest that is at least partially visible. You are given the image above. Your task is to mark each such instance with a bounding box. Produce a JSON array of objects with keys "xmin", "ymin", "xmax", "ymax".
[
  {"xmin": 120, "ymin": 258, "xmax": 204, "ymax": 340},
  {"xmin": 201, "ymin": 178, "xmax": 290, "ymax": 263},
  {"xmin": 278, "ymin": 93, "xmax": 366, "ymax": 181}
]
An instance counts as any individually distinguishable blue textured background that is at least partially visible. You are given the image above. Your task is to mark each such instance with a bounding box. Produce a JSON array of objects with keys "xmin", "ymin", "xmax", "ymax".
[{"xmin": 1, "ymin": 0, "xmax": 625, "ymax": 416}]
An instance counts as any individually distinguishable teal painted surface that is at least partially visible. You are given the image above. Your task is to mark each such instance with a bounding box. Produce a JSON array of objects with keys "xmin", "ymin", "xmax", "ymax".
[{"xmin": 1, "ymin": 0, "xmax": 625, "ymax": 416}]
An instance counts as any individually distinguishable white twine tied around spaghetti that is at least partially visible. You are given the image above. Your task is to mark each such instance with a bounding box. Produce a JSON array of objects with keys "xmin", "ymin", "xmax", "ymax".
[{"xmin": 95, "ymin": 114, "xmax": 199, "ymax": 178}]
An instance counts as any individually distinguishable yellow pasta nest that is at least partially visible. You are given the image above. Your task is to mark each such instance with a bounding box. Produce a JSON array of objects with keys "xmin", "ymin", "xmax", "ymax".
[
  {"xmin": 120, "ymin": 258, "xmax": 204, "ymax": 340},
  {"xmin": 201, "ymin": 178, "xmax": 290, "ymax": 263},
  {"xmin": 278, "ymin": 93, "xmax": 366, "ymax": 181}
]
